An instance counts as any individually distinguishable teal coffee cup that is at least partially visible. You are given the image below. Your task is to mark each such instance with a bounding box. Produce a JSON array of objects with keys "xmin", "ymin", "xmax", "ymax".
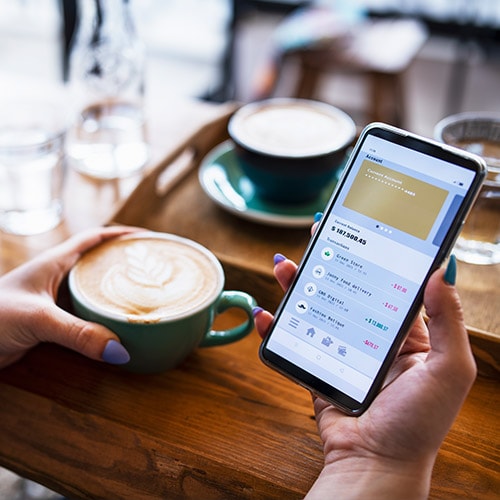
[
  {"xmin": 68, "ymin": 231, "xmax": 256, "ymax": 373},
  {"xmin": 228, "ymin": 98, "xmax": 356, "ymax": 203}
]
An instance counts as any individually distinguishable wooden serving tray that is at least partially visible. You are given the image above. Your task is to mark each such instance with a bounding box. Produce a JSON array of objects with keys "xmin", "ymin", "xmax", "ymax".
[
  {"xmin": 110, "ymin": 108, "xmax": 500, "ymax": 377},
  {"xmin": 110, "ymin": 107, "xmax": 312, "ymax": 311}
]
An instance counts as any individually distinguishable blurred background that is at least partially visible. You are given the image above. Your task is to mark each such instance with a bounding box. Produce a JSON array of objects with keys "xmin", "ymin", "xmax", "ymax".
[
  {"xmin": 0, "ymin": 0, "xmax": 499, "ymax": 137},
  {"xmin": 0, "ymin": 0, "xmax": 499, "ymax": 498}
]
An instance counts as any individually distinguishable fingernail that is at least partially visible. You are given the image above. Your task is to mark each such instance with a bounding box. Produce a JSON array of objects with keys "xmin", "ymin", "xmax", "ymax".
[
  {"xmin": 274, "ymin": 253, "xmax": 286, "ymax": 265},
  {"xmin": 102, "ymin": 340, "xmax": 130, "ymax": 365},
  {"xmin": 252, "ymin": 306, "xmax": 264, "ymax": 317},
  {"xmin": 444, "ymin": 255, "xmax": 457, "ymax": 285},
  {"xmin": 314, "ymin": 212, "xmax": 323, "ymax": 222}
]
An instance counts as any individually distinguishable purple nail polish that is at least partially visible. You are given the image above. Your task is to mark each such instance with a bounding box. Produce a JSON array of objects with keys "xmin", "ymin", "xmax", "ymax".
[
  {"xmin": 102, "ymin": 340, "xmax": 130, "ymax": 365},
  {"xmin": 274, "ymin": 253, "xmax": 286, "ymax": 265},
  {"xmin": 252, "ymin": 306, "xmax": 264, "ymax": 317}
]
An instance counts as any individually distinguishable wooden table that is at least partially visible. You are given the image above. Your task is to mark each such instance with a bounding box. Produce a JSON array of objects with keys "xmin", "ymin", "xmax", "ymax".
[{"xmin": 0, "ymin": 89, "xmax": 499, "ymax": 499}]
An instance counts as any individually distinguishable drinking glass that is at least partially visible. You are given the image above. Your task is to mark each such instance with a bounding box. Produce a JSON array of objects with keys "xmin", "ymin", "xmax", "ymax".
[
  {"xmin": 66, "ymin": 0, "xmax": 149, "ymax": 179},
  {"xmin": 435, "ymin": 113, "xmax": 500, "ymax": 265},
  {"xmin": 0, "ymin": 100, "xmax": 66, "ymax": 236}
]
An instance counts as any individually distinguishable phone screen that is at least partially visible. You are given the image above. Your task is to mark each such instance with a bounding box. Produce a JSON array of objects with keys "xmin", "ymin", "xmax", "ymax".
[{"xmin": 260, "ymin": 124, "xmax": 486, "ymax": 414}]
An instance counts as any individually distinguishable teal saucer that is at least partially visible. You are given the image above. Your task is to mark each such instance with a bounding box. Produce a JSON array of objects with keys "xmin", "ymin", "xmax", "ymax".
[{"xmin": 198, "ymin": 141, "xmax": 342, "ymax": 228}]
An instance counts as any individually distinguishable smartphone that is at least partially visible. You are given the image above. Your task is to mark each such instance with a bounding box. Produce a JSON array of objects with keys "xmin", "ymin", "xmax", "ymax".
[{"xmin": 259, "ymin": 123, "xmax": 486, "ymax": 416}]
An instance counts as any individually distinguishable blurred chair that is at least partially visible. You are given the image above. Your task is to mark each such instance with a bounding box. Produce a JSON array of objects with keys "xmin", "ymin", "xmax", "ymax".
[{"xmin": 253, "ymin": 6, "xmax": 428, "ymax": 127}]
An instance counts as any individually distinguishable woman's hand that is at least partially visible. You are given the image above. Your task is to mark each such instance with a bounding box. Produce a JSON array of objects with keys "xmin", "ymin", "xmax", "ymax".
[
  {"xmin": 0, "ymin": 226, "xmax": 139, "ymax": 369},
  {"xmin": 254, "ymin": 254, "xmax": 476, "ymax": 499}
]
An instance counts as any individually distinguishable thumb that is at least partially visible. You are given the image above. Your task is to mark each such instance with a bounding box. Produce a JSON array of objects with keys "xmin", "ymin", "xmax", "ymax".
[
  {"xmin": 253, "ymin": 307, "xmax": 274, "ymax": 339},
  {"xmin": 36, "ymin": 305, "xmax": 130, "ymax": 365},
  {"xmin": 424, "ymin": 257, "xmax": 476, "ymax": 390}
]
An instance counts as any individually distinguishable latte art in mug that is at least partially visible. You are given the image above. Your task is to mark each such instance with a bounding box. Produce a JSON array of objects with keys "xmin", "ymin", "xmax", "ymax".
[
  {"xmin": 69, "ymin": 231, "xmax": 256, "ymax": 373},
  {"xmin": 72, "ymin": 236, "xmax": 222, "ymax": 322}
]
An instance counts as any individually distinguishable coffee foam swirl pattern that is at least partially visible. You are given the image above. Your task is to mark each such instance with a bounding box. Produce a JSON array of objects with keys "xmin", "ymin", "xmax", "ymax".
[{"xmin": 73, "ymin": 237, "xmax": 221, "ymax": 321}]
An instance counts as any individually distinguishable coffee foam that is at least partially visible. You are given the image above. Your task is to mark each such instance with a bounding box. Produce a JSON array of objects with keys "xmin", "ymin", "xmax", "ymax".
[
  {"xmin": 231, "ymin": 102, "xmax": 353, "ymax": 157},
  {"xmin": 72, "ymin": 236, "xmax": 222, "ymax": 322}
]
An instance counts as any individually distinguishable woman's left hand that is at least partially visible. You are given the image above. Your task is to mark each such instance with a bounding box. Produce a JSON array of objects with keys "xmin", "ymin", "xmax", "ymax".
[{"xmin": 0, "ymin": 226, "xmax": 138, "ymax": 368}]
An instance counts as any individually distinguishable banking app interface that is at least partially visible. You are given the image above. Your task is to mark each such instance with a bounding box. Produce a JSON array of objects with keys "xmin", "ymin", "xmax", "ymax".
[{"xmin": 266, "ymin": 134, "xmax": 476, "ymax": 403}]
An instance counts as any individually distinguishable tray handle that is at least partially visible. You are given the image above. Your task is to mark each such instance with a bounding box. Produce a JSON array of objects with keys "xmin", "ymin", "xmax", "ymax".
[{"xmin": 110, "ymin": 104, "xmax": 237, "ymax": 227}]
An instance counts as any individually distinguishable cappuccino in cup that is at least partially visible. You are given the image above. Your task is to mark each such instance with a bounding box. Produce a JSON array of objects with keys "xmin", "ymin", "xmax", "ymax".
[
  {"xmin": 69, "ymin": 231, "xmax": 256, "ymax": 373},
  {"xmin": 228, "ymin": 98, "xmax": 356, "ymax": 203}
]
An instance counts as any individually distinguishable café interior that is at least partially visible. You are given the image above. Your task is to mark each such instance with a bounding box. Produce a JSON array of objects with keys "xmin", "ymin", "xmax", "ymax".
[{"xmin": 0, "ymin": 0, "xmax": 499, "ymax": 498}]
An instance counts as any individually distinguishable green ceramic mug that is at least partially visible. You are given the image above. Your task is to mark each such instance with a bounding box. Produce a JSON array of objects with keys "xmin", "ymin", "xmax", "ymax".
[
  {"xmin": 68, "ymin": 231, "xmax": 256, "ymax": 373},
  {"xmin": 228, "ymin": 98, "xmax": 356, "ymax": 203}
]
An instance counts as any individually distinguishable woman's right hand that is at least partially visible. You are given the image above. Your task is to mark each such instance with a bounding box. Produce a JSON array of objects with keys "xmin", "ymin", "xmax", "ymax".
[{"xmin": 254, "ymin": 254, "xmax": 476, "ymax": 499}]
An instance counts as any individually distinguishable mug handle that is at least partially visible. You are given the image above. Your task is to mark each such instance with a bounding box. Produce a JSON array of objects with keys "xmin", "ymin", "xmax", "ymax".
[{"xmin": 199, "ymin": 291, "xmax": 257, "ymax": 347}]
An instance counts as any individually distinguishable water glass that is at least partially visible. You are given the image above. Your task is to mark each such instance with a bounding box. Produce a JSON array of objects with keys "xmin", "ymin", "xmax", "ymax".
[
  {"xmin": 0, "ymin": 101, "xmax": 66, "ymax": 236},
  {"xmin": 435, "ymin": 113, "xmax": 500, "ymax": 265},
  {"xmin": 66, "ymin": 0, "xmax": 148, "ymax": 179}
]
